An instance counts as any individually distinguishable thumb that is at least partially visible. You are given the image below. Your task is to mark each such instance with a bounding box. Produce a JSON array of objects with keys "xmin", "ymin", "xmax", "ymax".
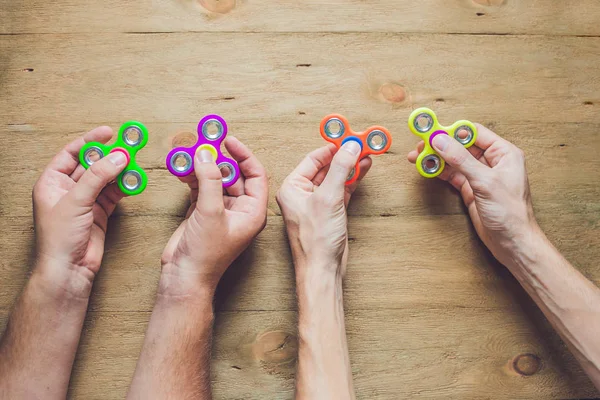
[
  {"xmin": 320, "ymin": 140, "xmax": 362, "ymax": 194},
  {"xmin": 69, "ymin": 151, "xmax": 128, "ymax": 208},
  {"xmin": 431, "ymin": 134, "xmax": 487, "ymax": 181},
  {"xmin": 194, "ymin": 149, "xmax": 224, "ymax": 215}
]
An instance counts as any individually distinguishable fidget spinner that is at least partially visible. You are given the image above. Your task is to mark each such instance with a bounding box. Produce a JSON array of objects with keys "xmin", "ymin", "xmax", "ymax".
[
  {"xmin": 166, "ymin": 114, "xmax": 240, "ymax": 187},
  {"xmin": 320, "ymin": 114, "xmax": 392, "ymax": 185},
  {"xmin": 79, "ymin": 121, "xmax": 149, "ymax": 196},
  {"xmin": 408, "ymin": 107, "xmax": 477, "ymax": 178}
]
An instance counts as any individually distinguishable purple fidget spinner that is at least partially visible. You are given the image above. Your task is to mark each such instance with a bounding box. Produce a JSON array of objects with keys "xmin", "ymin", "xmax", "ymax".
[{"xmin": 166, "ymin": 114, "xmax": 240, "ymax": 188}]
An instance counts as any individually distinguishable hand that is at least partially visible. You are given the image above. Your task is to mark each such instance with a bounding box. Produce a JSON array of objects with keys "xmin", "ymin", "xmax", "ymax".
[
  {"xmin": 33, "ymin": 127, "xmax": 128, "ymax": 296},
  {"xmin": 276, "ymin": 142, "xmax": 372, "ymax": 278},
  {"xmin": 160, "ymin": 137, "xmax": 269, "ymax": 296},
  {"xmin": 407, "ymin": 124, "xmax": 540, "ymax": 268}
]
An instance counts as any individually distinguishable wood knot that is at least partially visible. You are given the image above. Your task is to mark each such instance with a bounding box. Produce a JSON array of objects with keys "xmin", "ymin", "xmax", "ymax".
[
  {"xmin": 198, "ymin": 0, "xmax": 236, "ymax": 14},
  {"xmin": 512, "ymin": 353, "xmax": 541, "ymax": 376},
  {"xmin": 252, "ymin": 331, "xmax": 298, "ymax": 365},
  {"xmin": 379, "ymin": 83, "xmax": 406, "ymax": 104},
  {"xmin": 472, "ymin": 0, "xmax": 505, "ymax": 5},
  {"xmin": 171, "ymin": 131, "xmax": 197, "ymax": 148}
]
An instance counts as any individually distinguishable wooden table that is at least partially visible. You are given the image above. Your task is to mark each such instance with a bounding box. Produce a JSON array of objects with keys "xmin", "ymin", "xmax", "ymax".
[{"xmin": 1, "ymin": 1, "xmax": 600, "ymax": 398}]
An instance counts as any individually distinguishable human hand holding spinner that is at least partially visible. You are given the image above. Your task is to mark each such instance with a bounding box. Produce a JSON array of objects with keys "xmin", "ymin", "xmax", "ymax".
[
  {"xmin": 166, "ymin": 115, "xmax": 240, "ymax": 187},
  {"xmin": 320, "ymin": 114, "xmax": 392, "ymax": 185},
  {"xmin": 408, "ymin": 108, "xmax": 477, "ymax": 178},
  {"xmin": 79, "ymin": 121, "xmax": 149, "ymax": 196}
]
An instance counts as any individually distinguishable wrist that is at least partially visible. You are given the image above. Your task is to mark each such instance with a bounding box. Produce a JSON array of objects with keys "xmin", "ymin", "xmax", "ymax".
[
  {"xmin": 500, "ymin": 223, "xmax": 549, "ymax": 272},
  {"xmin": 295, "ymin": 257, "xmax": 343, "ymax": 292},
  {"xmin": 158, "ymin": 262, "xmax": 217, "ymax": 303},
  {"xmin": 288, "ymin": 232, "xmax": 346, "ymax": 276},
  {"xmin": 32, "ymin": 254, "xmax": 95, "ymax": 301}
]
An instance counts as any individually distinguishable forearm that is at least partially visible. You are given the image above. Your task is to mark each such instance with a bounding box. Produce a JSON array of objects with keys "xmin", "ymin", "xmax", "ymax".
[
  {"xmin": 0, "ymin": 258, "xmax": 91, "ymax": 399},
  {"xmin": 127, "ymin": 264, "xmax": 215, "ymax": 400},
  {"xmin": 506, "ymin": 227, "xmax": 600, "ymax": 388},
  {"xmin": 295, "ymin": 261, "xmax": 355, "ymax": 400}
]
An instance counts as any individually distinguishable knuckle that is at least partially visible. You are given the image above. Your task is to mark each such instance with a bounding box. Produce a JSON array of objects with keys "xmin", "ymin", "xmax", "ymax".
[
  {"xmin": 196, "ymin": 163, "xmax": 222, "ymax": 181},
  {"xmin": 198, "ymin": 203, "xmax": 224, "ymax": 218},
  {"xmin": 449, "ymin": 151, "xmax": 468, "ymax": 167},
  {"xmin": 160, "ymin": 255, "xmax": 170, "ymax": 266},
  {"xmin": 446, "ymin": 170, "xmax": 458, "ymax": 184},
  {"xmin": 334, "ymin": 152, "xmax": 356, "ymax": 170},
  {"xmin": 88, "ymin": 160, "xmax": 115, "ymax": 182}
]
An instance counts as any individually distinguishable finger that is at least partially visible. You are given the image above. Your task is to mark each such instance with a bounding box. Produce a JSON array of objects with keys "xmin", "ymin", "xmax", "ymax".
[
  {"xmin": 431, "ymin": 134, "xmax": 488, "ymax": 181},
  {"xmin": 407, "ymin": 141, "xmax": 425, "ymax": 163},
  {"xmin": 292, "ymin": 144, "xmax": 337, "ymax": 181},
  {"xmin": 224, "ymin": 174, "xmax": 245, "ymax": 197},
  {"xmin": 189, "ymin": 187, "xmax": 198, "ymax": 204},
  {"xmin": 178, "ymin": 172, "xmax": 199, "ymax": 202},
  {"xmin": 224, "ymin": 137, "xmax": 268, "ymax": 204},
  {"xmin": 416, "ymin": 141, "xmax": 425, "ymax": 153},
  {"xmin": 194, "ymin": 149, "xmax": 225, "ymax": 215},
  {"xmin": 320, "ymin": 140, "xmax": 362, "ymax": 195},
  {"xmin": 48, "ymin": 126, "xmax": 113, "ymax": 178},
  {"xmin": 410, "ymin": 143, "xmax": 489, "ymax": 168},
  {"xmin": 467, "ymin": 145, "xmax": 484, "ymax": 161},
  {"xmin": 407, "ymin": 149, "xmax": 419, "ymax": 164},
  {"xmin": 179, "ymin": 172, "xmax": 198, "ymax": 187},
  {"xmin": 312, "ymin": 164, "xmax": 331, "ymax": 187},
  {"xmin": 467, "ymin": 145, "xmax": 491, "ymax": 167},
  {"xmin": 95, "ymin": 183, "xmax": 126, "ymax": 219},
  {"xmin": 345, "ymin": 156, "xmax": 373, "ymax": 195},
  {"xmin": 66, "ymin": 151, "xmax": 128, "ymax": 210},
  {"xmin": 437, "ymin": 165, "xmax": 468, "ymax": 192},
  {"xmin": 474, "ymin": 123, "xmax": 504, "ymax": 150},
  {"xmin": 220, "ymin": 140, "xmax": 245, "ymax": 197}
]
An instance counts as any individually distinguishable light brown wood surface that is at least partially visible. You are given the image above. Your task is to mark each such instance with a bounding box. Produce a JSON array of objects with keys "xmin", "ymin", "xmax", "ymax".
[{"xmin": 1, "ymin": 1, "xmax": 599, "ymax": 399}]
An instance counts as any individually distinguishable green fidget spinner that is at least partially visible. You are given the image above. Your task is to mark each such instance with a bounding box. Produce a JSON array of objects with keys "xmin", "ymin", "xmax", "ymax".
[{"xmin": 79, "ymin": 121, "xmax": 149, "ymax": 196}]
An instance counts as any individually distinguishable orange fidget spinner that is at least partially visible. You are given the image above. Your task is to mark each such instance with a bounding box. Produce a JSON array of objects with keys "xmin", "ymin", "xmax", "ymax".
[{"xmin": 320, "ymin": 114, "xmax": 392, "ymax": 185}]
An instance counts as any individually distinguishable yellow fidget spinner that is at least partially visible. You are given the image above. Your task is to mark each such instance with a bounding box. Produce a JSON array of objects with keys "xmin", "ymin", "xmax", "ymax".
[{"xmin": 408, "ymin": 108, "xmax": 477, "ymax": 178}]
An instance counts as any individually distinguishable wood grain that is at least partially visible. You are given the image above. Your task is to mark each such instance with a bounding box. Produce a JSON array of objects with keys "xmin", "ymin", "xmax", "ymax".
[
  {"xmin": 2, "ymin": 215, "xmax": 599, "ymax": 314},
  {"xmin": 0, "ymin": 307, "xmax": 596, "ymax": 399},
  {"xmin": 1, "ymin": 34, "xmax": 599, "ymax": 126},
  {"xmin": 1, "ymin": 0, "xmax": 600, "ymax": 36},
  {"xmin": 1, "ymin": 1, "xmax": 600, "ymax": 399}
]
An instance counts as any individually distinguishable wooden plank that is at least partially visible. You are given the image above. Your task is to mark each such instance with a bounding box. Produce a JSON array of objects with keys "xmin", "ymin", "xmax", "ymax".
[
  {"xmin": 2, "ymin": 214, "xmax": 598, "ymax": 314},
  {"xmin": 1, "ymin": 0, "xmax": 600, "ymax": 36},
  {"xmin": 1, "ymin": 4, "xmax": 600, "ymax": 400},
  {"xmin": 1, "ymin": 121, "xmax": 599, "ymax": 220},
  {"xmin": 0, "ymin": 308, "xmax": 596, "ymax": 399},
  {"xmin": 1, "ymin": 34, "xmax": 599, "ymax": 126}
]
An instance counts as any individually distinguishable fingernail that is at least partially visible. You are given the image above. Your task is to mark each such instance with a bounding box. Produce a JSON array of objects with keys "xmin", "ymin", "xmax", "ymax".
[
  {"xmin": 342, "ymin": 140, "xmax": 361, "ymax": 156},
  {"xmin": 108, "ymin": 151, "xmax": 127, "ymax": 167},
  {"xmin": 198, "ymin": 149, "xmax": 214, "ymax": 163},
  {"xmin": 432, "ymin": 134, "xmax": 451, "ymax": 152}
]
